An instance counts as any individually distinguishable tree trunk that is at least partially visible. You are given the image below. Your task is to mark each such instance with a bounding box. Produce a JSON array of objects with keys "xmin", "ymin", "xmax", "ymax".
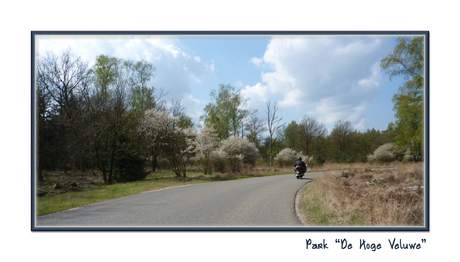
[
  {"xmin": 269, "ymin": 139, "xmax": 273, "ymax": 167},
  {"xmin": 108, "ymin": 143, "xmax": 115, "ymax": 185},
  {"xmin": 410, "ymin": 140, "xmax": 418, "ymax": 163},
  {"xmin": 152, "ymin": 152, "xmax": 158, "ymax": 173},
  {"xmin": 38, "ymin": 168, "xmax": 44, "ymax": 182},
  {"xmin": 90, "ymin": 149, "xmax": 96, "ymax": 176}
]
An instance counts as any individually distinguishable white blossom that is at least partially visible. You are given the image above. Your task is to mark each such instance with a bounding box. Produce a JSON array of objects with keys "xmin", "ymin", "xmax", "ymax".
[
  {"xmin": 138, "ymin": 108, "xmax": 191, "ymax": 177},
  {"xmin": 186, "ymin": 123, "xmax": 220, "ymax": 174},
  {"xmin": 218, "ymin": 136, "xmax": 259, "ymax": 172},
  {"xmin": 274, "ymin": 148, "xmax": 311, "ymax": 167},
  {"xmin": 367, "ymin": 143, "xmax": 411, "ymax": 162}
]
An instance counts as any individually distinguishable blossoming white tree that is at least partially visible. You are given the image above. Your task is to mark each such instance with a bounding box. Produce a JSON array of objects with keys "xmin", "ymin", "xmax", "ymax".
[
  {"xmin": 138, "ymin": 108, "xmax": 193, "ymax": 177},
  {"xmin": 186, "ymin": 123, "xmax": 220, "ymax": 175},
  {"xmin": 274, "ymin": 148, "xmax": 311, "ymax": 167},
  {"xmin": 274, "ymin": 148, "xmax": 298, "ymax": 167},
  {"xmin": 218, "ymin": 136, "xmax": 259, "ymax": 172},
  {"xmin": 367, "ymin": 143, "xmax": 411, "ymax": 162}
]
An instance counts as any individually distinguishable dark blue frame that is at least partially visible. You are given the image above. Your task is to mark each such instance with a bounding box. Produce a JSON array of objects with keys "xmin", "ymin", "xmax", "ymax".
[{"xmin": 31, "ymin": 31, "xmax": 429, "ymax": 232}]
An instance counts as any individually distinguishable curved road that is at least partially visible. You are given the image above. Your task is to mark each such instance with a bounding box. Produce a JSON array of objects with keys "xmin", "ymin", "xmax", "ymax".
[{"xmin": 35, "ymin": 172, "xmax": 323, "ymax": 229}]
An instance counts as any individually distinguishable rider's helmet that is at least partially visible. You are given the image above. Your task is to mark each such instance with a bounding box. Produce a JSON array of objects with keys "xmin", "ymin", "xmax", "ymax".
[{"xmin": 298, "ymin": 157, "xmax": 302, "ymax": 161}]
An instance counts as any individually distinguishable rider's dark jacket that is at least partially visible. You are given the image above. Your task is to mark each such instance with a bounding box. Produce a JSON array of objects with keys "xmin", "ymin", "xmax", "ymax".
[{"xmin": 294, "ymin": 160, "xmax": 306, "ymax": 171}]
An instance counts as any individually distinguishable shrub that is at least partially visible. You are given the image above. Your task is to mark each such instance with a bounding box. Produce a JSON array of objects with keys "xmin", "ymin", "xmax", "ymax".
[
  {"xmin": 211, "ymin": 150, "xmax": 227, "ymax": 173},
  {"xmin": 113, "ymin": 150, "xmax": 147, "ymax": 182},
  {"xmin": 274, "ymin": 148, "xmax": 298, "ymax": 167},
  {"xmin": 218, "ymin": 136, "xmax": 259, "ymax": 172},
  {"xmin": 369, "ymin": 143, "xmax": 409, "ymax": 162},
  {"xmin": 373, "ymin": 143, "xmax": 395, "ymax": 162},
  {"xmin": 402, "ymin": 151, "xmax": 414, "ymax": 162},
  {"xmin": 156, "ymin": 156, "xmax": 171, "ymax": 170},
  {"xmin": 274, "ymin": 148, "xmax": 313, "ymax": 167},
  {"xmin": 313, "ymin": 155, "xmax": 326, "ymax": 166},
  {"xmin": 354, "ymin": 154, "xmax": 367, "ymax": 163},
  {"xmin": 186, "ymin": 124, "xmax": 220, "ymax": 175},
  {"xmin": 367, "ymin": 154, "xmax": 376, "ymax": 162}
]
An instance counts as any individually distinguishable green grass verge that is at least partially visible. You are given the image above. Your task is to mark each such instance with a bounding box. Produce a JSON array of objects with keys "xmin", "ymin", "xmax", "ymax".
[
  {"xmin": 300, "ymin": 184, "xmax": 367, "ymax": 226},
  {"xmin": 36, "ymin": 170, "xmax": 282, "ymax": 216},
  {"xmin": 301, "ymin": 188, "xmax": 339, "ymax": 225},
  {"xmin": 300, "ymin": 179, "xmax": 368, "ymax": 226}
]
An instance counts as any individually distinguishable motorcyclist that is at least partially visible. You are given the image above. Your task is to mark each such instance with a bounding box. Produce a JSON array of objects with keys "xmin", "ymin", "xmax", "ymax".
[{"xmin": 294, "ymin": 157, "xmax": 306, "ymax": 173}]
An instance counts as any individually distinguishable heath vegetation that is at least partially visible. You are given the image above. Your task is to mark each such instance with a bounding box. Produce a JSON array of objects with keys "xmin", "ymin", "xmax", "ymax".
[{"xmin": 300, "ymin": 162, "xmax": 424, "ymax": 226}]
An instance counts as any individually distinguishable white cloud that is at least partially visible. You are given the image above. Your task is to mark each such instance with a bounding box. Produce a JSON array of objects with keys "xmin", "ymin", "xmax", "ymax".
[
  {"xmin": 279, "ymin": 89, "xmax": 304, "ymax": 108},
  {"xmin": 354, "ymin": 119, "xmax": 366, "ymax": 130},
  {"xmin": 188, "ymin": 95, "xmax": 206, "ymax": 106},
  {"xmin": 239, "ymin": 83, "xmax": 270, "ymax": 113},
  {"xmin": 182, "ymin": 95, "xmax": 206, "ymax": 120},
  {"xmin": 209, "ymin": 59, "xmax": 215, "ymax": 71},
  {"xmin": 36, "ymin": 35, "xmax": 215, "ymax": 112},
  {"xmin": 163, "ymin": 44, "xmax": 180, "ymax": 58},
  {"xmin": 347, "ymin": 105, "xmax": 367, "ymax": 123},
  {"xmin": 307, "ymin": 97, "xmax": 349, "ymax": 125},
  {"xmin": 242, "ymin": 36, "xmax": 393, "ymax": 130},
  {"xmin": 251, "ymin": 57, "xmax": 262, "ymax": 66}
]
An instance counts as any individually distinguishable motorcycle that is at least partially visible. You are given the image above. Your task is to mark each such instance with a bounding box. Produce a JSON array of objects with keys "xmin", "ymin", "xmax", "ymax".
[{"xmin": 294, "ymin": 164, "xmax": 307, "ymax": 179}]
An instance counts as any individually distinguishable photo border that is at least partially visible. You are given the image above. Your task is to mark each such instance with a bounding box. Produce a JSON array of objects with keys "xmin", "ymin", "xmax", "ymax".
[{"xmin": 31, "ymin": 30, "xmax": 429, "ymax": 232}]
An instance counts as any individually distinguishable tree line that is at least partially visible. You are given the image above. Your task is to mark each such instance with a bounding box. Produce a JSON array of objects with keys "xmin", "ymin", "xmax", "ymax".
[
  {"xmin": 36, "ymin": 37, "xmax": 424, "ymax": 183},
  {"xmin": 37, "ymin": 50, "xmax": 177, "ymax": 184}
]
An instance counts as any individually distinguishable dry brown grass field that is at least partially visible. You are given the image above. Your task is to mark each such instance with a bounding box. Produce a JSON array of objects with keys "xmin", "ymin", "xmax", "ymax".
[{"xmin": 300, "ymin": 161, "xmax": 425, "ymax": 226}]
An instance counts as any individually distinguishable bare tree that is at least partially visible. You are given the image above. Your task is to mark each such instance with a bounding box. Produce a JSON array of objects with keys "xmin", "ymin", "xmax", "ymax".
[
  {"xmin": 36, "ymin": 49, "xmax": 90, "ymax": 174},
  {"xmin": 298, "ymin": 117, "xmax": 328, "ymax": 156},
  {"xmin": 266, "ymin": 101, "xmax": 284, "ymax": 166},
  {"xmin": 330, "ymin": 120, "xmax": 353, "ymax": 159},
  {"xmin": 244, "ymin": 109, "xmax": 267, "ymax": 148}
]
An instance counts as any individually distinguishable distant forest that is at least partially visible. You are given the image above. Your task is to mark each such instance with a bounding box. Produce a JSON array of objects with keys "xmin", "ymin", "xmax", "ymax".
[{"xmin": 35, "ymin": 37, "xmax": 423, "ymax": 184}]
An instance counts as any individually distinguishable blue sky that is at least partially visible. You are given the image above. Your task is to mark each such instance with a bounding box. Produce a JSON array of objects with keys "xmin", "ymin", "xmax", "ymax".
[{"xmin": 36, "ymin": 34, "xmax": 410, "ymax": 134}]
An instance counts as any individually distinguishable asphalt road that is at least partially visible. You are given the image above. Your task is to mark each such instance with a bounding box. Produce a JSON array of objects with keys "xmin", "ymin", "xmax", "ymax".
[{"xmin": 35, "ymin": 172, "xmax": 322, "ymax": 229}]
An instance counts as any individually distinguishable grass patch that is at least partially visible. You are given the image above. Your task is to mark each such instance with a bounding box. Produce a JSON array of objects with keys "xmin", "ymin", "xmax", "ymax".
[
  {"xmin": 301, "ymin": 181, "xmax": 340, "ymax": 225},
  {"xmin": 36, "ymin": 167, "xmax": 286, "ymax": 216},
  {"xmin": 303, "ymin": 196, "xmax": 338, "ymax": 225}
]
